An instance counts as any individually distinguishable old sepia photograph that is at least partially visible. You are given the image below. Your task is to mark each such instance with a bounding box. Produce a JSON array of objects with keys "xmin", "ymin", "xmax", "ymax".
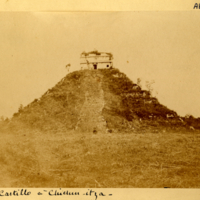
[{"xmin": 0, "ymin": 11, "xmax": 200, "ymax": 188}]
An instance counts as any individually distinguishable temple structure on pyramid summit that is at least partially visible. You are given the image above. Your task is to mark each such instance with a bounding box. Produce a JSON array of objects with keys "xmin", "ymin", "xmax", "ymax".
[{"xmin": 80, "ymin": 50, "xmax": 113, "ymax": 70}]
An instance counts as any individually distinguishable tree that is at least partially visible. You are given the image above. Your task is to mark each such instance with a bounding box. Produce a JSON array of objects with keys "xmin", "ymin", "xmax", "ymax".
[
  {"xmin": 145, "ymin": 80, "xmax": 155, "ymax": 97},
  {"xmin": 137, "ymin": 78, "xmax": 142, "ymax": 88},
  {"xmin": 18, "ymin": 104, "xmax": 23, "ymax": 113},
  {"xmin": 66, "ymin": 63, "xmax": 71, "ymax": 72}
]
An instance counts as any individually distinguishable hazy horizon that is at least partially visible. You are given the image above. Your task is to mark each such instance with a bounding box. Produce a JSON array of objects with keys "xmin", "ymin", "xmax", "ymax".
[{"xmin": 0, "ymin": 12, "xmax": 200, "ymax": 118}]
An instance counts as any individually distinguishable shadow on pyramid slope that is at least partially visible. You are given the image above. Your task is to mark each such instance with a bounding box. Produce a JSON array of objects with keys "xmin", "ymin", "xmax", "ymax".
[{"xmin": 2, "ymin": 68, "xmax": 200, "ymax": 133}]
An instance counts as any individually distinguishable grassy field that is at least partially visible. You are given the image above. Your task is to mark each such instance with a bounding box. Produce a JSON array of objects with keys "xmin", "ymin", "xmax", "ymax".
[
  {"xmin": 1, "ymin": 70, "xmax": 199, "ymax": 188},
  {"xmin": 0, "ymin": 129, "xmax": 200, "ymax": 188}
]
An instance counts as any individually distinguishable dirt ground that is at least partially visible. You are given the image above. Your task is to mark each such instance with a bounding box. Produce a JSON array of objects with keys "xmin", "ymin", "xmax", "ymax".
[{"xmin": 0, "ymin": 129, "xmax": 200, "ymax": 188}]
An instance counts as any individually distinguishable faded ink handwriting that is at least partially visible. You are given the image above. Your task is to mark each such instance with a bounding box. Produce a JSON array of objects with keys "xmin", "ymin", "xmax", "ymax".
[{"xmin": 0, "ymin": 188, "xmax": 112, "ymax": 199}]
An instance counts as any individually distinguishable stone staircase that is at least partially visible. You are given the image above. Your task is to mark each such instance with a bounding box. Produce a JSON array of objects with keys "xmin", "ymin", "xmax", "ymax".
[{"xmin": 76, "ymin": 71, "xmax": 107, "ymax": 132}]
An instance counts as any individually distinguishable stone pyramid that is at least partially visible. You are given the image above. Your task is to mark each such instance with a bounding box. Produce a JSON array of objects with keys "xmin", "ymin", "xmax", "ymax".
[{"xmin": 10, "ymin": 68, "xmax": 182, "ymax": 133}]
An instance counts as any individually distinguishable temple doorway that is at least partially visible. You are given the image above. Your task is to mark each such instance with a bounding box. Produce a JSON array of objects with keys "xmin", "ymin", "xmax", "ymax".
[{"xmin": 93, "ymin": 64, "xmax": 97, "ymax": 69}]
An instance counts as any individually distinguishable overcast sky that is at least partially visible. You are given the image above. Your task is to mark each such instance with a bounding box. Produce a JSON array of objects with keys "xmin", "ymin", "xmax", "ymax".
[{"xmin": 0, "ymin": 12, "xmax": 200, "ymax": 118}]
